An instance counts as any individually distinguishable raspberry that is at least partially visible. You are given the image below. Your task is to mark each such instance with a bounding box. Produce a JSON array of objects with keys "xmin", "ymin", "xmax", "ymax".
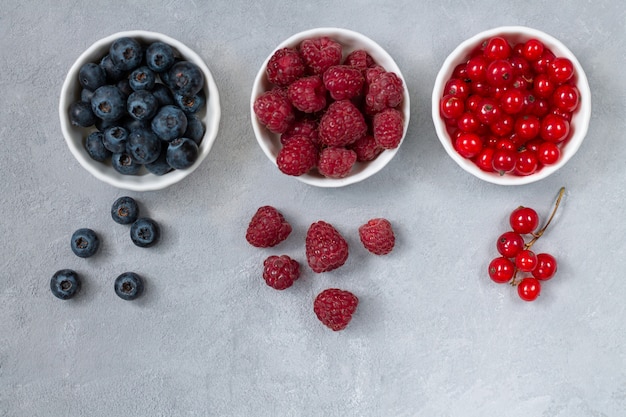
[
  {"xmin": 246, "ymin": 206, "xmax": 292, "ymax": 248},
  {"xmin": 276, "ymin": 136, "xmax": 318, "ymax": 176},
  {"xmin": 287, "ymin": 75, "xmax": 327, "ymax": 113},
  {"xmin": 305, "ymin": 221, "xmax": 349, "ymax": 273},
  {"xmin": 299, "ymin": 37, "xmax": 342, "ymax": 75},
  {"xmin": 365, "ymin": 71, "xmax": 404, "ymax": 113},
  {"xmin": 253, "ymin": 89, "xmax": 295, "ymax": 134},
  {"xmin": 262, "ymin": 255, "xmax": 300, "ymax": 290},
  {"xmin": 350, "ymin": 134, "xmax": 384, "ymax": 162},
  {"xmin": 358, "ymin": 218, "xmax": 395, "ymax": 255},
  {"xmin": 322, "ymin": 65, "xmax": 365, "ymax": 101},
  {"xmin": 318, "ymin": 100, "xmax": 367, "ymax": 147},
  {"xmin": 280, "ymin": 118, "xmax": 319, "ymax": 146},
  {"xmin": 372, "ymin": 107, "xmax": 404, "ymax": 149},
  {"xmin": 344, "ymin": 49, "xmax": 375, "ymax": 71},
  {"xmin": 266, "ymin": 47, "xmax": 306, "ymax": 87},
  {"xmin": 313, "ymin": 288, "xmax": 358, "ymax": 331},
  {"xmin": 364, "ymin": 65, "xmax": 386, "ymax": 85},
  {"xmin": 317, "ymin": 147, "xmax": 357, "ymax": 179}
]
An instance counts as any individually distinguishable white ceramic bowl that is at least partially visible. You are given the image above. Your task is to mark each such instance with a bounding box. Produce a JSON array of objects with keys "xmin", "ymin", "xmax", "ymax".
[
  {"xmin": 59, "ymin": 30, "xmax": 221, "ymax": 191},
  {"xmin": 250, "ymin": 27, "xmax": 410, "ymax": 188},
  {"xmin": 432, "ymin": 26, "xmax": 591, "ymax": 185}
]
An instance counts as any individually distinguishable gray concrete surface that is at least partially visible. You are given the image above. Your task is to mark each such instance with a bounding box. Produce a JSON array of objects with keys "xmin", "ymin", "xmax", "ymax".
[{"xmin": 1, "ymin": 0, "xmax": 625, "ymax": 416}]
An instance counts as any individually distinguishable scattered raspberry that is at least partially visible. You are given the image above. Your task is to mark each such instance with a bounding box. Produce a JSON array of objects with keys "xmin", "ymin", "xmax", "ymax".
[
  {"xmin": 350, "ymin": 134, "xmax": 384, "ymax": 162},
  {"xmin": 287, "ymin": 75, "xmax": 327, "ymax": 113},
  {"xmin": 318, "ymin": 100, "xmax": 367, "ymax": 147},
  {"xmin": 344, "ymin": 49, "xmax": 375, "ymax": 71},
  {"xmin": 358, "ymin": 218, "xmax": 395, "ymax": 255},
  {"xmin": 322, "ymin": 65, "xmax": 365, "ymax": 101},
  {"xmin": 266, "ymin": 47, "xmax": 306, "ymax": 87},
  {"xmin": 263, "ymin": 255, "xmax": 300, "ymax": 290},
  {"xmin": 299, "ymin": 37, "xmax": 342, "ymax": 75},
  {"xmin": 305, "ymin": 221, "xmax": 349, "ymax": 273},
  {"xmin": 246, "ymin": 206, "xmax": 292, "ymax": 248},
  {"xmin": 317, "ymin": 147, "xmax": 357, "ymax": 179},
  {"xmin": 280, "ymin": 118, "xmax": 319, "ymax": 146},
  {"xmin": 372, "ymin": 107, "xmax": 404, "ymax": 149},
  {"xmin": 253, "ymin": 89, "xmax": 295, "ymax": 134},
  {"xmin": 313, "ymin": 288, "xmax": 359, "ymax": 331},
  {"xmin": 276, "ymin": 136, "xmax": 318, "ymax": 176},
  {"xmin": 365, "ymin": 71, "xmax": 404, "ymax": 113}
]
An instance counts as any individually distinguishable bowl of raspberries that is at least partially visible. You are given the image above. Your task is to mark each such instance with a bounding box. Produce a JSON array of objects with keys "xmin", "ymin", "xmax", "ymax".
[
  {"xmin": 432, "ymin": 26, "xmax": 591, "ymax": 185},
  {"xmin": 251, "ymin": 28, "xmax": 410, "ymax": 187},
  {"xmin": 60, "ymin": 30, "xmax": 221, "ymax": 191}
]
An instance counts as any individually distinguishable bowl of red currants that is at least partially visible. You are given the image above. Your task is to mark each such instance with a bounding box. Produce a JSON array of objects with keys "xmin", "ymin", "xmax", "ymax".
[
  {"xmin": 432, "ymin": 26, "xmax": 591, "ymax": 185},
  {"xmin": 250, "ymin": 27, "xmax": 410, "ymax": 187},
  {"xmin": 59, "ymin": 30, "xmax": 221, "ymax": 191}
]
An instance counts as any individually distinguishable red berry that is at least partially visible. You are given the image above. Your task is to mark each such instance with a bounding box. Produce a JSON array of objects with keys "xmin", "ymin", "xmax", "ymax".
[
  {"xmin": 552, "ymin": 84, "xmax": 579, "ymax": 113},
  {"xmin": 262, "ymin": 255, "xmax": 300, "ymax": 290},
  {"xmin": 548, "ymin": 57, "xmax": 574, "ymax": 84},
  {"xmin": 484, "ymin": 36, "xmax": 512, "ymax": 60},
  {"xmin": 372, "ymin": 108, "xmax": 404, "ymax": 149},
  {"xmin": 365, "ymin": 71, "xmax": 404, "ymax": 113},
  {"xmin": 440, "ymin": 94, "xmax": 465, "ymax": 119},
  {"xmin": 454, "ymin": 132, "xmax": 483, "ymax": 158},
  {"xmin": 488, "ymin": 256, "xmax": 515, "ymax": 283},
  {"xmin": 492, "ymin": 148, "xmax": 516, "ymax": 175},
  {"xmin": 499, "ymin": 89, "xmax": 525, "ymax": 115},
  {"xmin": 358, "ymin": 218, "xmax": 395, "ymax": 255},
  {"xmin": 305, "ymin": 221, "xmax": 349, "ymax": 273},
  {"xmin": 514, "ymin": 114, "xmax": 541, "ymax": 141},
  {"xmin": 344, "ymin": 49, "xmax": 375, "ymax": 71},
  {"xmin": 350, "ymin": 134, "xmax": 384, "ymax": 162},
  {"xmin": 476, "ymin": 98, "xmax": 502, "ymax": 125},
  {"xmin": 317, "ymin": 147, "xmax": 357, "ymax": 179},
  {"xmin": 280, "ymin": 118, "xmax": 319, "ymax": 146},
  {"xmin": 515, "ymin": 249, "xmax": 538, "ymax": 272},
  {"xmin": 253, "ymin": 90, "xmax": 295, "ymax": 134},
  {"xmin": 522, "ymin": 39, "xmax": 545, "ymax": 62},
  {"xmin": 245, "ymin": 206, "xmax": 292, "ymax": 248},
  {"xmin": 266, "ymin": 47, "xmax": 306, "ymax": 87},
  {"xmin": 318, "ymin": 100, "xmax": 367, "ymax": 147},
  {"xmin": 299, "ymin": 37, "xmax": 342, "ymax": 75},
  {"xmin": 485, "ymin": 59, "xmax": 514, "ymax": 87},
  {"xmin": 313, "ymin": 288, "xmax": 358, "ymax": 331},
  {"xmin": 322, "ymin": 65, "xmax": 365, "ymax": 101},
  {"xmin": 287, "ymin": 75, "xmax": 327, "ymax": 113},
  {"xmin": 466, "ymin": 55, "xmax": 488, "ymax": 82},
  {"xmin": 517, "ymin": 277, "xmax": 541, "ymax": 301},
  {"xmin": 509, "ymin": 206, "xmax": 539, "ymax": 235},
  {"xmin": 444, "ymin": 78, "xmax": 470, "ymax": 98},
  {"xmin": 276, "ymin": 136, "xmax": 318, "ymax": 176},
  {"xmin": 496, "ymin": 231, "xmax": 525, "ymax": 258},
  {"xmin": 540, "ymin": 114, "xmax": 570, "ymax": 143},
  {"xmin": 537, "ymin": 141, "xmax": 561, "ymax": 165},
  {"xmin": 474, "ymin": 147, "xmax": 496, "ymax": 172},
  {"xmin": 514, "ymin": 149, "xmax": 539, "ymax": 176},
  {"xmin": 533, "ymin": 73, "xmax": 556, "ymax": 98},
  {"xmin": 532, "ymin": 253, "xmax": 558, "ymax": 281}
]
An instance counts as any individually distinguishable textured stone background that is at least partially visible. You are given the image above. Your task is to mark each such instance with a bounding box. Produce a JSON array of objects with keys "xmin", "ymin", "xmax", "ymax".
[{"xmin": 1, "ymin": 1, "xmax": 625, "ymax": 416}]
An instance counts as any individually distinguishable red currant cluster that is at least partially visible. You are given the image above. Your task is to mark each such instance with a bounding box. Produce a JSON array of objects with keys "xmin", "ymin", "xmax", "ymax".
[
  {"xmin": 440, "ymin": 36, "xmax": 580, "ymax": 176},
  {"xmin": 488, "ymin": 187, "xmax": 564, "ymax": 301}
]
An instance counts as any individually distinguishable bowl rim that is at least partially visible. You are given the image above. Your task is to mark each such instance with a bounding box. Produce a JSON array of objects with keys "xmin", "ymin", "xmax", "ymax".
[
  {"xmin": 59, "ymin": 29, "xmax": 221, "ymax": 192},
  {"xmin": 431, "ymin": 25, "xmax": 591, "ymax": 186},
  {"xmin": 250, "ymin": 27, "xmax": 411, "ymax": 188}
]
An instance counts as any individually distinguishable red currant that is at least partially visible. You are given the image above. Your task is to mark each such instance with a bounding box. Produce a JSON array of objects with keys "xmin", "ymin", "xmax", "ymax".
[
  {"xmin": 488, "ymin": 256, "xmax": 516, "ymax": 283},
  {"xmin": 537, "ymin": 141, "xmax": 561, "ymax": 165},
  {"xmin": 533, "ymin": 73, "xmax": 556, "ymax": 98},
  {"xmin": 465, "ymin": 94, "xmax": 482, "ymax": 113},
  {"xmin": 474, "ymin": 147, "xmax": 496, "ymax": 172},
  {"xmin": 552, "ymin": 84, "xmax": 579, "ymax": 113},
  {"xmin": 540, "ymin": 114, "xmax": 570, "ymax": 143},
  {"xmin": 514, "ymin": 114, "xmax": 541, "ymax": 141},
  {"xmin": 457, "ymin": 112, "xmax": 481, "ymax": 133},
  {"xmin": 522, "ymin": 39, "xmax": 544, "ymax": 62},
  {"xmin": 509, "ymin": 56, "xmax": 531, "ymax": 77},
  {"xmin": 496, "ymin": 231, "xmax": 525, "ymax": 257},
  {"xmin": 476, "ymin": 98, "xmax": 502, "ymax": 125},
  {"xmin": 440, "ymin": 95, "xmax": 465, "ymax": 119},
  {"xmin": 485, "ymin": 59, "xmax": 514, "ymax": 87},
  {"xmin": 444, "ymin": 78, "xmax": 470, "ymax": 98},
  {"xmin": 499, "ymin": 89, "xmax": 525, "ymax": 115},
  {"xmin": 532, "ymin": 49, "xmax": 555, "ymax": 74},
  {"xmin": 490, "ymin": 114, "xmax": 514, "ymax": 137},
  {"xmin": 532, "ymin": 253, "xmax": 558, "ymax": 280},
  {"xmin": 455, "ymin": 132, "xmax": 483, "ymax": 158},
  {"xmin": 515, "ymin": 249, "xmax": 538, "ymax": 272},
  {"xmin": 484, "ymin": 36, "xmax": 512, "ymax": 60},
  {"xmin": 517, "ymin": 277, "xmax": 541, "ymax": 301},
  {"xmin": 547, "ymin": 57, "xmax": 574, "ymax": 84},
  {"xmin": 466, "ymin": 55, "xmax": 488, "ymax": 82},
  {"xmin": 509, "ymin": 206, "xmax": 539, "ymax": 234},
  {"xmin": 492, "ymin": 148, "xmax": 517, "ymax": 175},
  {"xmin": 514, "ymin": 149, "xmax": 539, "ymax": 176}
]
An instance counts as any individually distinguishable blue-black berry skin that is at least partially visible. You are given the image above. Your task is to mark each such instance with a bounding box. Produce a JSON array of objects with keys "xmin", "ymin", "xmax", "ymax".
[
  {"xmin": 127, "ymin": 90, "xmax": 158, "ymax": 121},
  {"xmin": 146, "ymin": 42, "xmax": 175, "ymax": 73},
  {"xmin": 78, "ymin": 62, "xmax": 107, "ymax": 91},
  {"xmin": 152, "ymin": 83, "xmax": 174, "ymax": 106},
  {"xmin": 50, "ymin": 269, "xmax": 81, "ymax": 300},
  {"xmin": 174, "ymin": 91, "xmax": 205, "ymax": 114},
  {"xmin": 70, "ymin": 228, "xmax": 100, "ymax": 258},
  {"xmin": 111, "ymin": 152, "xmax": 141, "ymax": 175},
  {"xmin": 69, "ymin": 101, "xmax": 96, "ymax": 127},
  {"xmin": 166, "ymin": 137, "xmax": 198, "ymax": 169},
  {"xmin": 151, "ymin": 105, "xmax": 188, "ymax": 141},
  {"xmin": 130, "ymin": 218, "xmax": 160, "ymax": 248},
  {"xmin": 145, "ymin": 146, "xmax": 173, "ymax": 176},
  {"xmin": 111, "ymin": 196, "xmax": 139, "ymax": 225},
  {"xmin": 166, "ymin": 61, "xmax": 204, "ymax": 97},
  {"xmin": 129, "ymin": 66, "xmax": 156, "ymax": 91},
  {"xmin": 100, "ymin": 54, "xmax": 126, "ymax": 82},
  {"xmin": 109, "ymin": 37, "xmax": 143, "ymax": 71},
  {"xmin": 103, "ymin": 126, "xmax": 129, "ymax": 153},
  {"xmin": 86, "ymin": 131, "xmax": 112, "ymax": 162},
  {"xmin": 184, "ymin": 114, "xmax": 205, "ymax": 145},
  {"xmin": 128, "ymin": 128, "xmax": 162, "ymax": 165},
  {"xmin": 114, "ymin": 272, "xmax": 144, "ymax": 300},
  {"xmin": 91, "ymin": 85, "xmax": 126, "ymax": 121}
]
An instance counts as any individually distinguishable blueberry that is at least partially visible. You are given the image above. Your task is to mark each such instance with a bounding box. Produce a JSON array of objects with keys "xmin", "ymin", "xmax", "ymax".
[
  {"xmin": 151, "ymin": 105, "xmax": 188, "ymax": 141},
  {"xmin": 111, "ymin": 196, "xmax": 139, "ymax": 225},
  {"xmin": 145, "ymin": 144, "xmax": 173, "ymax": 176},
  {"xmin": 50, "ymin": 269, "xmax": 81, "ymax": 300},
  {"xmin": 78, "ymin": 62, "xmax": 107, "ymax": 91},
  {"xmin": 123, "ymin": 117, "xmax": 150, "ymax": 133},
  {"xmin": 109, "ymin": 37, "xmax": 143, "ymax": 71},
  {"xmin": 127, "ymin": 128, "xmax": 161, "ymax": 165},
  {"xmin": 116, "ymin": 78, "xmax": 133, "ymax": 99},
  {"xmin": 69, "ymin": 101, "xmax": 96, "ymax": 127},
  {"xmin": 184, "ymin": 114, "xmax": 205, "ymax": 145},
  {"xmin": 85, "ymin": 131, "xmax": 112, "ymax": 162},
  {"xmin": 100, "ymin": 54, "xmax": 127, "ymax": 82},
  {"xmin": 146, "ymin": 41, "xmax": 175, "ymax": 73},
  {"xmin": 130, "ymin": 217, "xmax": 160, "ymax": 247},
  {"xmin": 114, "ymin": 272, "xmax": 144, "ymax": 300},
  {"xmin": 166, "ymin": 137, "xmax": 199, "ymax": 170},
  {"xmin": 91, "ymin": 85, "xmax": 126, "ymax": 121},
  {"xmin": 127, "ymin": 90, "xmax": 158, "ymax": 121},
  {"xmin": 152, "ymin": 83, "xmax": 174, "ymax": 106},
  {"xmin": 166, "ymin": 61, "xmax": 204, "ymax": 97},
  {"xmin": 174, "ymin": 91, "xmax": 205, "ymax": 114},
  {"xmin": 81, "ymin": 88, "xmax": 95, "ymax": 103},
  {"xmin": 103, "ymin": 126, "xmax": 129, "ymax": 153},
  {"xmin": 95, "ymin": 116, "xmax": 117, "ymax": 133},
  {"xmin": 111, "ymin": 152, "xmax": 141, "ymax": 175},
  {"xmin": 70, "ymin": 228, "xmax": 100, "ymax": 258},
  {"xmin": 129, "ymin": 66, "xmax": 156, "ymax": 91}
]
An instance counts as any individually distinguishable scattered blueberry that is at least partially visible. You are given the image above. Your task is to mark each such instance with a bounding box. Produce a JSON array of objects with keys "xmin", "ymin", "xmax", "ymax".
[
  {"xmin": 145, "ymin": 145, "xmax": 173, "ymax": 176},
  {"xmin": 127, "ymin": 90, "xmax": 158, "ymax": 121},
  {"xmin": 146, "ymin": 41, "xmax": 175, "ymax": 73},
  {"xmin": 111, "ymin": 196, "xmax": 139, "ymax": 225},
  {"xmin": 130, "ymin": 218, "xmax": 160, "ymax": 248},
  {"xmin": 166, "ymin": 137, "xmax": 199, "ymax": 169},
  {"xmin": 78, "ymin": 62, "xmax": 107, "ymax": 91},
  {"xmin": 68, "ymin": 101, "xmax": 96, "ymax": 127},
  {"xmin": 174, "ymin": 91, "xmax": 205, "ymax": 114},
  {"xmin": 111, "ymin": 152, "xmax": 141, "ymax": 175},
  {"xmin": 151, "ymin": 105, "xmax": 188, "ymax": 141},
  {"xmin": 129, "ymin": 66, "xmax": 156, "ymax": 91},
  {"xmin": 109, "ymin": 37, "xmax": 143, "ymax": 71},
  {"xmin": 166, "ymin": 61, "xmax": 204, "ymax": 97},
  {"xmin": 114, "ymin": 272, "xmax": 144, "ymax": 300},
  {"xmin": 127, "ymin": 128, "xmax": 162, "ymax": 165},
  {"xmin": 50, "ymin": 269, "xmax": 81, "ymax": 300},
  {"xmin": 184, "ymin": 114, "xmax": 205, "ymax": 145},
  {"xmin": 70, "ymin": 228, "xmax": 100, "ymax": 258},
  {"xmin": 85, "ymin": 131, "xmax": 112, "ymax": 162},
  {"xmin": 91, "ymin": 85, "xmax": 126, "ymax": 121},
  {"xmin": 103, "ymin": 126, "xmax": 129, "ymax": 153}
]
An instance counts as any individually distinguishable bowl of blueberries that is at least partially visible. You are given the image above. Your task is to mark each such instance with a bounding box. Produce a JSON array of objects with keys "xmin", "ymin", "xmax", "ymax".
[{"xmin": 59, "ymin": 30, "xmax": 221, "ymax": 191}]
